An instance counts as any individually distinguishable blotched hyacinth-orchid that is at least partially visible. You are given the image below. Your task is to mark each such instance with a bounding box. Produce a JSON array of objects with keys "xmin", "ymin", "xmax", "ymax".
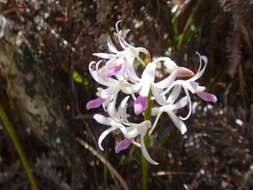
[{"xmin": 86, "ymin": 21, "xmax": 217, "ymax": 165}]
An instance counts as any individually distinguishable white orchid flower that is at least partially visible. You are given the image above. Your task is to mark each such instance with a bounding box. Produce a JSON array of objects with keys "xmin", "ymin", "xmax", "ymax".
[
  {"xmin": 86, "ymin": 59, "xmax": 135, "ymax": 110},
  {"xmin": 149, "ymin": 86, "xmax": 189, "ymax": 135},
  {"xmin": 133, "ymin": 57, "xmax": 194, "ymax": 115},
  {"xmin": 93, "ymin": 20, "xmax": 151, "ymax": 83},
  {"xmin": 162, "ymin": 53, "xmax": 217, "ymax": 120},
  {"xmin": 93, "ymin": 96, "xmax": 158, "ymax": 165}
]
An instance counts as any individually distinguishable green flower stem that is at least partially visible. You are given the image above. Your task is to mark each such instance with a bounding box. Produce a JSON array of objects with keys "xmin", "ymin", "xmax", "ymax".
[
  {"xmin": 141, "ymin": 93, "xmax": 153, "ymax": 190},
  {"xmin": 0, "ymin": 104, "xmax": 39, "ymax": 190}
]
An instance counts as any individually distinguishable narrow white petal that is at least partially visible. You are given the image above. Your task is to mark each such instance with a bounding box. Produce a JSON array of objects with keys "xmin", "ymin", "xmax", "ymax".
[
  {"xmin": 115, "ymin": 20, "xmax": 129, "ymax": 49},
  {"xmin": 191, "ymin": 53, "xmax": 208, "ymax": 81},
  {"xmin": 139, "ymin": 62, "xmax": 155, "ymax": 97},
  {"xmin": 141, "ymin": 62, "xmax": 156, "ymax": 81},
  {"xmin": 151, "ymin": 86, "xmax": 167, "ymax": 105},
  {"xmin": 98, "ymin": 126, "xmax": 118, "ymax": 151},
  {"xmin": 122, "ymin": 29, "xmax": 131, "ymax": 39},
  {"xmin": 180, "ymin": 87, "xmax": 192, "ymax": 120},
  {"xmin": 93, "ymin": 114, "xmax": 112, "ymax": 126},
  {"xmin": 167, "ymin": 111, "xmax": 187, "ymax": 135},
  {"xmin": 107, "ymin": 93, "xmax": 119, "ymax": 118},
  {"xmin": 107, "ymin": 36, "xmax": 118, "ymax": 53},
  {"xmin": 167, "ymin": 85, "xmax": 182, "ymax": 104},
  {"xmin": 93, "ymin": 53, "xmax": 113, "ymax": 59},
  {"xmin": 171, "ymin": 96, "xmax": 188, "ymax": 110},
  {"xmin": 118, "ymin": 96, "xmax": 130, "ymax": 121},
  {"xmin": 140, "ymin": 135, "xmax": 159, "ymax": 165},
  {"xmin": 125, "ymin": 63, "xmax": 140, "ymax": 83},
  {"xmin": 149, "ymin": 111, "xmax": 163, "ymax": 135},
  {"xmin": 88, "ymin": 61, "xmax": 100, "ymax": 82},
  {"xmin": 154, "ymin": 70, "xmax": 177, "ymax": 89}
]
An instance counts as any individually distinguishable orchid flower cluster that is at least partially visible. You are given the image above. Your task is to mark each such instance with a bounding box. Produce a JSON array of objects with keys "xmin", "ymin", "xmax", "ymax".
[{"xmin": 86, "ymin": 21, "xmax": 217, "ymax": 165}]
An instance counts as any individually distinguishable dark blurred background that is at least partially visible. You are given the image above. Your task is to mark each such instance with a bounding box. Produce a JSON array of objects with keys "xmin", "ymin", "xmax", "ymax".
[{"xmin": 0, "ymin": 0, "xmax": 253, "ymax": 189}]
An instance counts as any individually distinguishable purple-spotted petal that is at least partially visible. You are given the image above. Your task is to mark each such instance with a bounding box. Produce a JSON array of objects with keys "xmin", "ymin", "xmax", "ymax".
[
  {"xmin": 115, "ymin": 139, "xmax": 132, "ymax": 153},
  {"xmin": 134, "ymin": 96, "xmax": 148, "ymax": 115},
  {"xmin": 86, "ymin": 97, "xmax": 105, "ymax": 110},
  {"xmin": 197, "ymin": 92, "xmax": 217, "ymax": 103},
  {"xmin": 107, "ymin": 65, "xmax": 122, "ymax": 77}
]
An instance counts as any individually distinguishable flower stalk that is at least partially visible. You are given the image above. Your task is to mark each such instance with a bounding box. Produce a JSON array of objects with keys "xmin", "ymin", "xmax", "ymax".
[{"xmin": 142, "ymin": 92, "xmax": 153, "ymax": 190}]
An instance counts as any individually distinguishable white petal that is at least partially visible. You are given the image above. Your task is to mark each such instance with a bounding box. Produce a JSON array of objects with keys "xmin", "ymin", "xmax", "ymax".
[
  {"xmin": 97, "ymin": 86, "xmax": 119, "ymax": 99},
  {"xmin": 125, "ymin": 121, "xmax": 151, "ymax": 139},
  {"xmin": 98, "ymin": 126, "xmax": 118, "ymax": 151},
  {"xmin": 125, "ymin": 128, "xmax": 139, "ymax": 139},
  {"xmin": 151, "ymin": 107, "xmax": 159, "ymax": 116},
  {"xmin": 149, "ymin": 111, "xmax": 163, "ymax": 135},
  {"xmin": 115, "ymin": 21, "xmax": 129, "ymax": 49},
  {"xmin": 107, "ymin": 94, "xmax": 118, "ymax": 118},
  {"xmin": 154, "ymin": 70, "xmax": 177, "ymax": 89},
  {"xmin": 190, "ymin": 52, "xmax": 208, "ymax": 81},
  {"xmin": 140, "ymin": 134, "xmax": 159, "ymax": 165},
  {"xmin": 136, "ymin": 120, "xmax": 151, "ymax": 135},
  {"xmin": 152, "ymin": 57, "xmax": 177, "ymax": 73},
  {"xmin": 89, "ymin": 61, "xmax": 116, "ymax": 86},
  {"xmin": 122, "ymin": 29, "xmax": 131, "ymax": 39},
  {"xmin": 93, "ymin": 114, "xmax": 112, "ymax": 126},
  {"xmin": 167, "ymin": 111, "xmax": 187, "ymax": 135},
  {"xmin": 139, "ymin": 63, "xmax": 156, "ymax": 97},
  {"xmin": 180, "ymin": 87, "xmax": 192, "ymax": 120},
  {"xmin": 167, "ymin": 85, "xmax": 182, "ymax": 104},
  {"xmin": 141, "ymin": 62, "xmax": 156, "ymax": 81},
  {"xmin": 88, "ymin": 61, "xmax": 100, "ymax": 83},
  {"xmin": 133, "ymin": 81, "xmax": 143, "ymax": 92},
  {"xmin": 93, "ymin": 53, "xmax": 113, "ymax": 59},
  {"xmin": 151, "ymin": 86, "xmax": 167, "ymax": 105},
  {"xmin": 125, "ymin": 63, "xmax": 140, "ymax": 83},
  {"xmin": 118, "ymin": 96, "xmax": 130, "ymax": 121},
  {"xmin": 171, "ymin": 96, "xmax": 188, "ymax": 110},
  {"xmin": 107, "ymin": 36, "xmax": 118, "ymax": 53}
]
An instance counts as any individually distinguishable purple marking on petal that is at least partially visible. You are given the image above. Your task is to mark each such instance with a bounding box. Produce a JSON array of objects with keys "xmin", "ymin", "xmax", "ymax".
[
  {"xmin": 107, "ymin": 65, "xmax": 122, "ymax": 77},
  {"xmin": 197, "ymin": 92, "xmax": 217, "ymax": 103},
  {"xmin": 134, "ymin": 96, "xmax": 148, "ymax": 115},
  {"xmin": 189, "ymin": 81, "xmax": 199, "ymax": 90},
  {"xmin": 115, "ymin": 139, "xmax": 132, "ymax": 153},
  {"xmin": 86, "ymin": 97, "xmax": 105, "ymax": 110}
]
